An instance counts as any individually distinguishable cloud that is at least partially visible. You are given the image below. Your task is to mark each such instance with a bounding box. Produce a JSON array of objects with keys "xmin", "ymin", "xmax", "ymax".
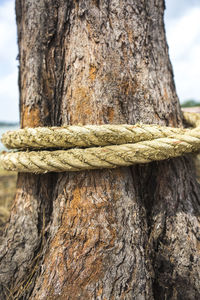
[
  {"xmin": 0, "ymin": 69, "xmax": 19, "ymax": 122},
  {"xmin": 165, "ymin": 6, "xmax": 200, "ymax": 101},
  {"xmin": 0, "ymin": 0, "xmax": 19, "ymax": 122},
  {"xmin": 165, "ymin": 0, "xmax": 200, "ymax": 19}
]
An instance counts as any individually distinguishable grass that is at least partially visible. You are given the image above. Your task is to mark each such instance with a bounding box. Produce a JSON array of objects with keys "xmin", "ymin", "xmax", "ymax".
[
  {"xmin": 0, "ymin": 162, "xmax": 17, "ymax": 236},
  {"xmin": 195, "ymin": 154, "xmax": 200, "ymax": 183}
]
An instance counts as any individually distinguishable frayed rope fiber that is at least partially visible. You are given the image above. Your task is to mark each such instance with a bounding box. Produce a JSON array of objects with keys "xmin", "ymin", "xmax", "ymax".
[{"xmin": 0, "ymin": 111, "xmax": 200, "ymax": 174}]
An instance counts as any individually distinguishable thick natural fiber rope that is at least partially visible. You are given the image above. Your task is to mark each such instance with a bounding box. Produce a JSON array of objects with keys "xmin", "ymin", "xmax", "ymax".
[
  {"xmin": 2, "ymin": 123, "xmax": 194, "ymax": 150},
  {"xmin": 1, "ymin": 112, "xmax": 200, "ymax": 174},
  {"xmin": 1, "ymin": 112, "xmax": 200, "ymax": 150}
]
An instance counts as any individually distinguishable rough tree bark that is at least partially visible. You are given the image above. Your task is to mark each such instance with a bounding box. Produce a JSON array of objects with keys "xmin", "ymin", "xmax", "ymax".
[{"xmin": 0, "ymin": 0, "xmax": 199, "ymax": 299}]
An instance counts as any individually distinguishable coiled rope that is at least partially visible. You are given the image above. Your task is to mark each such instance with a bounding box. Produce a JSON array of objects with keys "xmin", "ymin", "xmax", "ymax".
[{"xmin": 0, "ymin": 111, "xmax": 200, "ymax": 174}]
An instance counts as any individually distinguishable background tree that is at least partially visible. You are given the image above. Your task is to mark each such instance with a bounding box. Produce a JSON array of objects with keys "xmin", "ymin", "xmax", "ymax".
[
  {"xmin": 181, "ymin": 99, "xmax": 200, "ymax": 107},
  {"xmin": 0, "ymin": 0, "xmax": 199, "ymax": 299}
]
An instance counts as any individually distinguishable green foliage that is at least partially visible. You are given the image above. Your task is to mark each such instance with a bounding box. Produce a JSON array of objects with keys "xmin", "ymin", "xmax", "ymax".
[
  {"xmin": 181, "ymin": 99, "xmax": 200, "ymax": 107},
  {"xmin": 0, "ymin": 122, "xmax": 19, "ymax": 127}
]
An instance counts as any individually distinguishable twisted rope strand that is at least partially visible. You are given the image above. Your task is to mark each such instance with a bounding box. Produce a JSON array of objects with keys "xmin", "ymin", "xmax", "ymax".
[
  {"xmin": 1, "ymin": 136, "xmax": 200, "ymax": 174},
  {"xmin": 2, "ymin": 112, "xmax": 200, "ymax": 150},
  {"xmin": 0, "ymin": 112, "xmax": 199, "ymax": 174}
]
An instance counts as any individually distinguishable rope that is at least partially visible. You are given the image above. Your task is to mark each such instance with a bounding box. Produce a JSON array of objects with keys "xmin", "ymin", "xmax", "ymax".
[
  {"xmin": 0, "ymin": 112, "xmax": 200, "ymax": 174},
  {"xmin": 2, "ymin": 112, "xmax": 200, "ymax": 150}
]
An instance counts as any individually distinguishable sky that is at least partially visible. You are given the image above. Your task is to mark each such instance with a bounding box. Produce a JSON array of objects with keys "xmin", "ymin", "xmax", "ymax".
[{"xmin": 0, "ymin": 0, "xmax": 199, "ymax": 122}]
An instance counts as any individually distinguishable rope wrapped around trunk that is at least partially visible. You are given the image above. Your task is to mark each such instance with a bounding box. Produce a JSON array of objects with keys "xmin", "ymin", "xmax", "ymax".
[{"xmin": 0, "ymin": 112, "xmax": 200, "ymax": 174}]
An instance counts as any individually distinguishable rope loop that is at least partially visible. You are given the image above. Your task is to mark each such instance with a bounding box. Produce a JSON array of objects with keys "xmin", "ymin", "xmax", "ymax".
[{"xmin": 1, "ymin": 112, "xmax": 200, "ymax": 173}]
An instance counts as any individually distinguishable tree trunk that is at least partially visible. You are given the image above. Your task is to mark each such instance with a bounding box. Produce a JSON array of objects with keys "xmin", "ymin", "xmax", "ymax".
[{"xmin": 0, "ymin": 0, "xmax": 199, "ymax": 299}]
